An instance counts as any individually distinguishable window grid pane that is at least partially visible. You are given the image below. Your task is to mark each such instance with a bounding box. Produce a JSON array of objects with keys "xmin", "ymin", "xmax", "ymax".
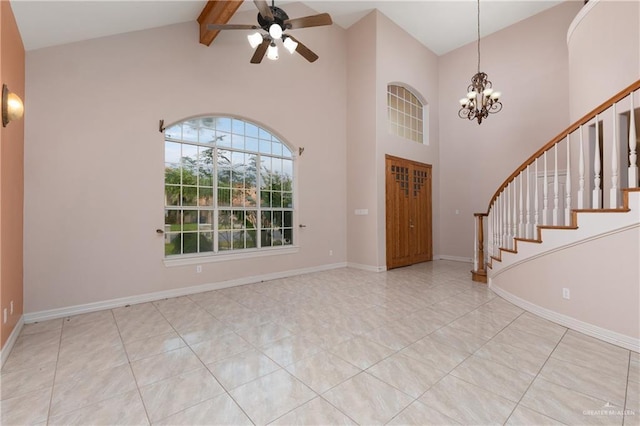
[
  {"xmin": 165, "ymin": 116, "xmax": 294, "ymax": 257},
  {"xmin": 387, "ymin": 84, "xmax": 425, "ymax": 144}
]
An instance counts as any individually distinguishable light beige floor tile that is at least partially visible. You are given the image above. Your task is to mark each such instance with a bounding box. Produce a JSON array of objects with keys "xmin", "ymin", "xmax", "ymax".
[
  {"xmin": 475, "ymin": 339, "xmax": 549, "ymax": 376},
  {"xmin": 629, "ymin": 355, "xmax": 640, "ymax": 384},
  {"xmin": 117, "ymin": 317, "xmax": 175, "ymax": 343},
  {"xmin": 521, "ymin": 378, "xmax": 624, "ymax": 426},
  {"xmin": 419, "ymin": 375, "xmax": 516, "ymax": 425},
  {"xmin": 300, "ymin": 323, "xmax": 354, "ymax": 350},
  {"xmin": 154, "ymin": 393, "xmax": 252, "ymax": 425},
  {"xmin": 270, "ymin": 397, "xmax": 356, "ymax": 425},
  {"xmin": 61, "ymin": 319, "xmax": 120, "ymax": 344},
  {"xmin": 57, "ymin": 329, "xmax": 122, "ymax": 359},
  {"xmin": 21, "ymin": 319, "xmax": 63, "ymax": 336},
  {"xmin": 387, "ymin": 400, "xmax": 462, "ymax": 425},
  {"xmin": 328, "ymin": 336, "xmax": 395, "ymax": 369},
  {"xmin": 492, "ymin": 326, "xmax": 559, "ymax": 357},
  {"xmin": 506, "ymin": 405, "xmax": 567, "ymax": 425},
  {"xmin": 50, "ymin": 363, "xmax": 137, "ymax": 417},
  {"xmin": 363, "ymin": 322, "xmax": 424, "ymax": 351},
  {"xmin": 173, "ymin": 316, "xmax": 233, "ymax": 345},
  {"xmin": 1, "ymin": 341, "xmax": 59, "ymax": 374},
  {"xmin": 63, "ymin": 310, "xmax": 115, "ymax": 327},
  {"xmin": 0, "ymin": 361, "xmax": 56, "ymax": 400},
  {"xmin": 540, "ymin": 357, "xmax": 628, "ymax": 407},
  {"xmin": 367, "ymin": 352, "xmax": 447, "ymax": 398},
  {"xmin": 190, "ymin": 332, "xmax": 252, "ymax": 364},
  {"xmin": 131, "ymin": 346, "xmax": 203, "ymax": 387},
  {"xmin": 627, "ymin": 380, "xmax": 639, "ymax": 414},
  {"xmin": 223, "ymin": 311, "xmax": 274, "ymax": 331},
  {"xmin": 236, "ymin": 322, "xmax": 294, "ymax": 347},
  {"xmin": 448, "ymin": 310, "xmax": 509, "ymax": 340},
  {"xmin": 207, "ymin": 348, "xmax": 281, "ymax": 390},
  {"xmin": 552, "ymin": 332, "xmax": 629, "ymax": 378},
  {"xmin": 123, "ymin": 331, "xmax": 186, "ymax": 362},
  {"xmin": 229, "ymin": 369, "xmax": 316, "ymax": 425},
  {"xmin": 451, "ymin": 355, "xmax": 535, "ymax": 402},
  {"xmin": 509, "ymin": 312, "xmax": 567, "ymax": 341},
  {"xmin": 261, "ymin": 335, "xmax": 323, "ymax": 367},
  {"xmin": 55, "ymin": 342, "xmax": 129, "ymax": 384},
  {"xmin": 400, "ymin": 336, "xmax": 470, "ymax": 372},
  {"xmin": 430, "ymin": 325, "xmax": 489, "ymax": 353},
  {"xmin": 15, "ymin": 329, "xmax": 62, "ymax": 349},
  {"xmin": 0, "ymin": 387, "xmax": 51, "ymax": 425},
  {"xmin": 48, "ymin": 390, "xmax": 149, "ymax": 425},
  {"xmin": 139, "ymin": 367, "xmax": 226, "ymax": 422},
  {"xmin": 480, "ymin": 297, "xmax": 524, "ymax": 318},
  {"xmin": 323, "ymin": 372, "xmax": 413, "ymax": 425},
  {"xmin": 285, "ymin": 351, "xmax": 361, "ymax": 394}
]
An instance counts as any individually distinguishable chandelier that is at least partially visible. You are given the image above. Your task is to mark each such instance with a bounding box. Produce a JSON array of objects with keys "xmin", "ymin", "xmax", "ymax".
[{"xmin": 458, "ymin": 0, "xmax": 502, "ymax": 125}]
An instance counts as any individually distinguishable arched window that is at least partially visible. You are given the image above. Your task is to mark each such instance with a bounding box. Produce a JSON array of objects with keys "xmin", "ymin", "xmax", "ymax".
[
  {"xmin": 164, "ymin": 116, "xmax": 294, "ymax": 257},
  {"xmin": 387, "ymin": 84, "xmax": 426, "ymax": 144}
]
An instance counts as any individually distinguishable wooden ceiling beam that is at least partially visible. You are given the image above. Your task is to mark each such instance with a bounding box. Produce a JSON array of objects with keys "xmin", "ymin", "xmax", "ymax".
[{"xmin": 197, "ymin": 0, "xmax": 244, "ymax": 46}]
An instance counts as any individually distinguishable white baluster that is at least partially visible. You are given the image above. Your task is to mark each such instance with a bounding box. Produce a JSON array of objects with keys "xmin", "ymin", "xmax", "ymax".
[
  {"xmin": 543, "ymin": 151, "xmax": 549, "ymax": 225},
  {"xmin": 534, "ymin": 158, "xmax": 539, "ymax": 236},
  {"xmin": 610, "ymin": 103, "xmax": 619, "ymax": 208},
  {"xmin": 525, "ymin": 165, "xmax": 531, "ymax": 239},
  {"xmin": 502, "ymin": 191, "xmax": 508, "ymax": 248},
  {"xmin": 505, "ymin": 187, "xmax": 511, "ymax": 249},
  {"xmin": 518, "ymin": 173, "xmax": 524, "ymax": 237},
  {"xmin": 487, "ymin": 210, "xmax": 493, "ymax": 259},
  {"xmin": 578, "ymin": 126, "xmax": 585, "ymax": 209},
  {"xmin": 553, "ymin": 144, "xmax": 559, "ymax": 225},
  {"xmin": 565, "ymin": 135, "xmax": 572, "ymax": 225},
  {"xmin": 512, "ymin": 182, "xmax": 517, "ymax": 243},
  {"xmin": 630, "ymin": 93, "xmax": 638, "ymax": 188},
  {"xmin": 593, "ymin": 114, "xmax": 602, "ymax": 208}
]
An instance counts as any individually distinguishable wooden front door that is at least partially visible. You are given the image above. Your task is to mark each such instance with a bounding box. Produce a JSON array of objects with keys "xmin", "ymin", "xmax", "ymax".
[{"xmin": 385, "ymin": 155, "xmax": 432, "ymax": 269}]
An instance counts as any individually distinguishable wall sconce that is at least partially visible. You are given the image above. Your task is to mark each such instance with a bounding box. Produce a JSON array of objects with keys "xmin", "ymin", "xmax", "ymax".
[{"xmin": 2, "ymin": 84, "xmax": 24, "ymax": 127}]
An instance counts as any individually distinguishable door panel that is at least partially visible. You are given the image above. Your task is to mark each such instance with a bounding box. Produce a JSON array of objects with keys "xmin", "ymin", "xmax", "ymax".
[{"xmin": 385, "ymin": 155, "xmax": 432, "ymax": 269}]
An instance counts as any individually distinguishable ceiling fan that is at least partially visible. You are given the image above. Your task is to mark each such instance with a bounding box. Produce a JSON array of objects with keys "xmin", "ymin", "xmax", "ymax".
[{"xmin": 207, "ymin": 0, "xmax": 333, "ymax": 64}]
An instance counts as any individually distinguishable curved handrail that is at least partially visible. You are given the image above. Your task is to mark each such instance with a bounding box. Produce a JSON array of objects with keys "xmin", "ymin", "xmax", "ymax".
[{"xmin": 480, "ymin": 78, "xmax": 640, "ymax": 215}]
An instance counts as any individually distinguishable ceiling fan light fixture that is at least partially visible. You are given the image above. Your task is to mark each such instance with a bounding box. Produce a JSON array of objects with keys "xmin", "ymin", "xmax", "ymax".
[
  {"xmin": 268, "ymin": 23, "xmax": 283, "ymax": 40},
  {"xmin": 283, "ymin": 36, "xmax": 298, "ymax": 54},
  {"xmin": 247, "ymin": 32, "xmax": 263, "ymax": 49},
  {"xmin": 267, "ymin": 42, "xmax": 279, "ymax": 60}
]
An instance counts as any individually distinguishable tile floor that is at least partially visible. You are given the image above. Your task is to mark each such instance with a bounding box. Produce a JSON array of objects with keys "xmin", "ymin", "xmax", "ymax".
[{"xmin": 1, "ymin": 260, "xmax": 638, "ymax": 425}]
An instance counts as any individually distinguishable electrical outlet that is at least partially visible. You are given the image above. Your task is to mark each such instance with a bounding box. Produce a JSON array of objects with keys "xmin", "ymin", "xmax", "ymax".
[
  {"xmin": 562, "ymin": 288, "xmax": 570, "ymax": 300},
  {"xmin": 196, "ymin": 265, "xmax": 202, "ymax": 273},
  {"xmin": 10, "ymin": 301, "xmax": 13, "ymax": 315}
]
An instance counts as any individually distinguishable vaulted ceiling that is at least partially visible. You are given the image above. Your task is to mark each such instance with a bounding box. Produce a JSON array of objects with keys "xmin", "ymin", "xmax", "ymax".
[{"xmin": 10, "ymin": 0, "xmax": 564, "ymax": 55}]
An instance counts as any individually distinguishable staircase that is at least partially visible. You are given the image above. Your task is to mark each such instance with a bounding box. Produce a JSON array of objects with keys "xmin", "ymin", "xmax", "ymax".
[{"xmin": 471, "ymin": 80, "xmax": 640, "ymax": 351}]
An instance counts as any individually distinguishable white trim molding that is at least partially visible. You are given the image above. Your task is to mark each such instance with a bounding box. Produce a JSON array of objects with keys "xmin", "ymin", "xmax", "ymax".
[
  {"xmin": 567, "ymin": 0, "xmax": 599, "ymax": 46},
  {"xmin": 491, "ymin": 283, "xmax": 639, "ymax": 352},
  {"xmin": 1, "ymin": 316, "xmax": 24, "ymax": 367},
  {"xmin": 347, "ymin": 263, "xmax": 386, "ymax": 272},
  {"xmin": 437, "ymin": 255, "xmax": 473, "ymax": 263},
  {"xmin": 24, "ymin": 262, "xmax": 347, "ymax": 324}
]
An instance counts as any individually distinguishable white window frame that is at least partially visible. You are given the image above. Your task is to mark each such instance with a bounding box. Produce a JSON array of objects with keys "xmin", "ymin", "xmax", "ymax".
[
  {"xmin": 387, "ymin": 83, "xmax": 429, "ymax": 146},
  {"xmin": 162, "ymin": 115, "xmax": 297, "ymax": 266}
]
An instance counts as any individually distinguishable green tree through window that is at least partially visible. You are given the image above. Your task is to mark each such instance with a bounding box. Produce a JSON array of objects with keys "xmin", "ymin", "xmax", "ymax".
[{"xmin": 164, "ymin": 117, "xmax": 294, "ymax": 257}]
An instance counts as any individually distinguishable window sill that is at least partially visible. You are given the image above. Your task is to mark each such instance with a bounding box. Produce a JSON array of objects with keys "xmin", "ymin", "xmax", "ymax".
[{"xmin": 163, "ymin": 246, "xmax": 300, "ymax": 267}]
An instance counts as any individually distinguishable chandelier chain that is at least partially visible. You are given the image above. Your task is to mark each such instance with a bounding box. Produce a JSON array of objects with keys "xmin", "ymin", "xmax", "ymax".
[{"xmin": 477, "ymin": 0, "xmax": 480, "ymax": 74}]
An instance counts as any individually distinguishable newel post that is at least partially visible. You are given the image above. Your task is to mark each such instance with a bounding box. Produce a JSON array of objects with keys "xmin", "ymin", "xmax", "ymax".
[{"xmin": 471, "ymin": 213, "xmax": 488, "ymax": 284}]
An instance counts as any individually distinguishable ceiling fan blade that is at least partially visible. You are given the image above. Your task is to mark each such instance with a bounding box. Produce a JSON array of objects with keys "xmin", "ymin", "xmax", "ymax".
[
  {"xmin": 284, "ymin": 13, "xmax": 332, "ymax": 30},
  {"xmin": 206, "ymin": 24, "xmax": 259, "ymax": 31},
  {"xmin": 287, "ymin": 36, "xmax": 319, "ymax": 63},
  {"xmin": 253, "ymin": 0, "xmax": 274, "ymax": 21},
  {"xmin": 250, "ymin": 39, "xmax": 270, "ymax": 64}
]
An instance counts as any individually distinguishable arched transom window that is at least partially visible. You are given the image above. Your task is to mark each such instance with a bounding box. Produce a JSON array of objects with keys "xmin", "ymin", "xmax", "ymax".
[
  {"xmin": 164, "ymin": 116, "xmax": 294, "ymax": 257},
  {"xmin": 387, "ymin": 84, "xmax": 425, "ymax": 144}
]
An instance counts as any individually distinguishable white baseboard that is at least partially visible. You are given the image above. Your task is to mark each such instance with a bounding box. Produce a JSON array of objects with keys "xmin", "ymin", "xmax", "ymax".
[
  {"xmin": 1, "ymin": 316, "xmax": 24, "ymax": 368},
  {"xmin": 347, "ymin": 262, "xmax": 386, "ymax": 272},
  {"xmin": 24, "ymin": 262, "xmax": 348, "ymax": 324},
  {"xmin": 437, "ymin": 255, "xmax": 473, "ymax": 263},
  {"xmin": 490, "ymin": 284, "xmax": 640, "ymax": 352}
]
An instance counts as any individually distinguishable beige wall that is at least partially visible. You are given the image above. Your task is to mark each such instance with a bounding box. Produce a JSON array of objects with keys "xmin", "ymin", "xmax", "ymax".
[
  {"xmin": 374, "ymin": 12, "xmax": 440, "ymax": 266},
  {"xmin": 24, "ymin": 4, "xmax": 348, "ymax": 313},
  {"xmin": 437, "ymin": 1, "xmax": 581, "ymax": 260},
  {"xmin": 568, "ymin": 0, "xmax": 640, "ymax": 121},
  {"xmin": 491, "ymin": 226, "xmax": 640, "ymax": 341},
  {"xmin": 0, "ymin": 1, "xmax": 25, "ymax": 349}
]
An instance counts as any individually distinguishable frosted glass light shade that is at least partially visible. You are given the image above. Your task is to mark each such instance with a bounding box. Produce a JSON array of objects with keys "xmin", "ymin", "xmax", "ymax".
[
  {"xmin": 490, "ymin": 91, "xmax": 501, "ymax": 100},
  {"xmin": 2, "ymin": 84, "xmax": 24, "ymax": 127},
  {"xmin": 267, "ymin": 43, "xmax": 279, "ymax": 60},
  {"xmin": 283, "ymin": 36, "xmax": 298, "ymax": 54},
  {"xmin": 247, "ymin": 32, "xmax": 263, "ymax": 48},
  {"xmin": 269, "ymin": 24, "xmax": 283, "ymax": 40}
]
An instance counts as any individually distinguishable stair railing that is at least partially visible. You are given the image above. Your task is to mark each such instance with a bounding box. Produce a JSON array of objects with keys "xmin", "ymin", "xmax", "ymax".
[{"xmin": 472, "ymin": 79, "xmax": 640, "ymax": 283}]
